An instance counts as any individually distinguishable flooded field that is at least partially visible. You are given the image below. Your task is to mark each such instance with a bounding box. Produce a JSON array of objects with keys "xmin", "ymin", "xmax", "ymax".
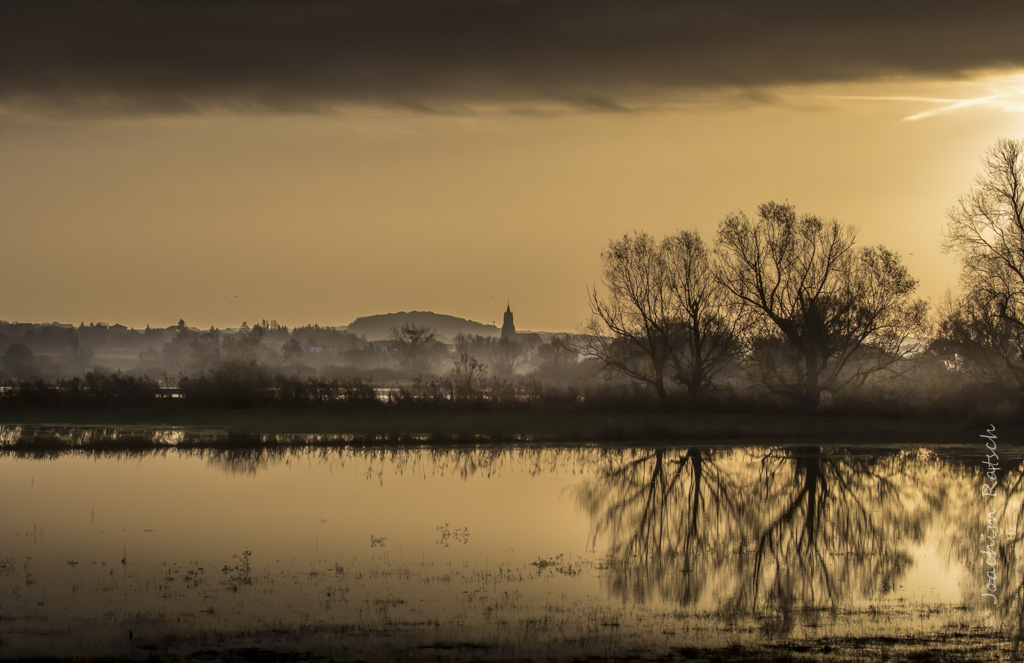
[{"xmin": 0, "ymin": 428, "xmax": 1022, "ymax": 661}]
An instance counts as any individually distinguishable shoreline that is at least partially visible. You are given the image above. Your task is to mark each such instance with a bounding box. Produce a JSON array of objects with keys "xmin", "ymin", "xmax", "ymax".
[{"xmin": 0, "ymin": 406, "xmax": 1017, "ymax": 448}]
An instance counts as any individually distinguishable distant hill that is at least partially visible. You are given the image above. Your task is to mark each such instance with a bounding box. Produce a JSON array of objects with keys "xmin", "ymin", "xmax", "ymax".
[{"xmin": 345, "ymin": 311, "xmax": 500, "ymax": 341}]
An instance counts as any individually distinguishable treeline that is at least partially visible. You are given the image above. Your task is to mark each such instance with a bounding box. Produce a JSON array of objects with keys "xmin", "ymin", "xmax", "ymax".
[
  {"xmin": 0, "ymin": 320, "xmax": 366, "ymax": 381},
  {"xmin": 0, "ymin": 318, "xmax": 591, "ymax": 391},
  {"xmin": 577, "ymin": 138, "xmax": 1024, "ymax": 415},
  {"xmin": 0, "ymin": 362, "xmax": 617, "ymax": 412},
  {"xmin": 0, "ymin": 363, "xmax": 1008, "ymax": 419}
]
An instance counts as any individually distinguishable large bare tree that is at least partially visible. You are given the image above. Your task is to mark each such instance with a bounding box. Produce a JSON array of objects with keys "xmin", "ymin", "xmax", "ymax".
[
  {"xmin": 662, "ymin": 231, "xmax": 744, "ymax": 396},
  {"xmin": 581, "ymin": 230, "xmax": 741, "ymax": 403},
  {"xmin": 715, "ymin": 201, "xmax": 927, "ymax": 409},
  {"xmin": 941, "ymin": 138, "xmax": 1024, "ymax": 388}
]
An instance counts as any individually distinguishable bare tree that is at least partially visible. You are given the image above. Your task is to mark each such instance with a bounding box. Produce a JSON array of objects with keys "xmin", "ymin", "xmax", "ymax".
[
  {"xmin": 581, "ymin": 230, "xmax": 740, "ymax": 403},
  {"xmin": 715, "ymin": 201, "xmax": 927, "ymax": 409},
  {"xmin": 932, "ymin": 290, "xmax": 1024, "ymax": 389},
  {"xmin": 582, "ymin": 232, "xmax": 675, "ymax": 402},
  {"xmin": 942, "ymin": 138, "xmax": 1024, "ymax": 388},
  {"xmin": 389, "ymin": 323, "xmax": 438, "ymax": 375},
  {"xmin": 443, "ymin": 353, "xmax": 487, "ymax": 401},
  {"xmin": 662, "ymin": 230, "xmax": 744, "ymax": 396}
]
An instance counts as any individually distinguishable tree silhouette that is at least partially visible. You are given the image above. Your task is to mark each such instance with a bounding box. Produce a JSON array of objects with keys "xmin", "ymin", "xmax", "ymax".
[
  {"xmin": 715, "ymin": 201, "xmax": 927, "ymax": 409},
  {"xmin": 390, "ymin": 323, "xmax": 438, "ymax": 375},
  {"xmin": 444, "ymin": 353, "xmax": 487, "ymax": 401},
  {"xmin": 942, "ymin": 138, "xmax": 1024, "ymax": 391},
  {"xmin": 582, "ymin": 230, "xmax": 741, "ymax": 404},
  {"xmin": 932, "ymin": 290, "xmax": 1024, "ymax": 390}
]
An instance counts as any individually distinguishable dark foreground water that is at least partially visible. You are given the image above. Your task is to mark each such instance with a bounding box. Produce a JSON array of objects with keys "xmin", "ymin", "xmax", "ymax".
[{"xmin": 0, "ymin": 429, "xmax": 1022, "ymax": 661}]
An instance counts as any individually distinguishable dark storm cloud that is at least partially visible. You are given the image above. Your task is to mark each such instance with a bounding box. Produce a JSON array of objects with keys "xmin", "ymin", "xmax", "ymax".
[{"xmin": 2, "ymin": 0, "xmax": 1023, "ymax": 116}]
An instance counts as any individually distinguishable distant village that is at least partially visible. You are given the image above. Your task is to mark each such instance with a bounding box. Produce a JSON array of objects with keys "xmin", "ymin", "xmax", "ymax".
[{"xmin": 0, "ymin": 307, "xmax": 585, "ymax": 388}]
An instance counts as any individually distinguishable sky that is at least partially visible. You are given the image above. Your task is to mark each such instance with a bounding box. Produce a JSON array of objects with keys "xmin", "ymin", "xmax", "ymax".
[{"xmin": 3, "ymin": 1, "xmax": 1024, "ymax": 332}]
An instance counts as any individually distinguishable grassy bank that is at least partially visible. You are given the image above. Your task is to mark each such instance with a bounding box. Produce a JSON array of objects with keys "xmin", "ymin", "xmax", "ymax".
[{"xmin": 0, "ymin": 405, "xmax": 1014, "ymax": 446}]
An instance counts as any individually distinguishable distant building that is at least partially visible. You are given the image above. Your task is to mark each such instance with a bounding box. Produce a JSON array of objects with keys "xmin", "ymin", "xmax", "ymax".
[{"xmin": 501, "ymin": 304, "xmax": 516, "ymax": 340}]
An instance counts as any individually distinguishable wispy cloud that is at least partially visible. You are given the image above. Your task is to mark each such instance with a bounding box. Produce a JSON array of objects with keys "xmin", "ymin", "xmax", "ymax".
[
  {"xmin": 828, "ymin": 73, "xmax": 1024, "ymax": 121},
  {"xmin": 901, "ymin": 95, "xmax": 1002, "ymax": 121}
]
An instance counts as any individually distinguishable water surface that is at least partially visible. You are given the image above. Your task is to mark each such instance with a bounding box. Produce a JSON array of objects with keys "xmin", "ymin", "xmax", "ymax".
[{"xmin": 0, "ymin": 436, "xmax": 1020, "ymax": 660}]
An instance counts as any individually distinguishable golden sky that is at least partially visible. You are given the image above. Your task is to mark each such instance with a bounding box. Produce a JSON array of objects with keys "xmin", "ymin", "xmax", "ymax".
[{"xmin": 2, "ymin": 4, "xmax": 1024, "ymax": 332}]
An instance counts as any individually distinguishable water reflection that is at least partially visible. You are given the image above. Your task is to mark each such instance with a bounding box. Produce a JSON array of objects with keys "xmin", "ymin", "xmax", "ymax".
[
  {"xmin": 985, "ymin": 455, "xmax": 1024, "ymax": 651},
  {"xmin": 0, "ymin": 437, "xmax": 1020, "ymax": 660},
  {"xmin": 737, "ymin": 448, "xmax": 927, "ymax": 616},
  {"xmin": 577, "ymin": 448, "xmax": 740, "ymax": 606},
  {"xmin": 576, "ymin": 445, "xmax": 1010, "ymax": 635}
]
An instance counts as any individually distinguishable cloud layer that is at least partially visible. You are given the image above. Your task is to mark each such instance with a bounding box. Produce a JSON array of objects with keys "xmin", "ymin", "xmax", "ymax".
[{"xmin": 3, "ymin": 1, "xmax": 1024, "ymax": 115}]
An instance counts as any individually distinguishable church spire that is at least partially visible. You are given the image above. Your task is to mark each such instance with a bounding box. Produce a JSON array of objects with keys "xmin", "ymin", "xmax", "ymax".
[{"xmin": 501, "ymin": 302, "xmax": 516, "ymax": 340}]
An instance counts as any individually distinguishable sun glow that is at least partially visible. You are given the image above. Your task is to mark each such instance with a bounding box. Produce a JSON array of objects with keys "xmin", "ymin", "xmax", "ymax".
[{"xmin": 830, "ymin": 70, "xmax": 1024, "ymax": 121}]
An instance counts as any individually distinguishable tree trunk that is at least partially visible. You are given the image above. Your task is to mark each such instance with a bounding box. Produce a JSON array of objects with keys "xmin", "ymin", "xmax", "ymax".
[
  {"xmin": 801, "ymin": 349, "xmax": 821, "ymax": 412},
  {"xmin": 653, "ymin": 375, "xmax": 669, "ymax": 407},
  {"xmin": 686, "ymin": 365, "xmax": 704, "ymax": 399}
]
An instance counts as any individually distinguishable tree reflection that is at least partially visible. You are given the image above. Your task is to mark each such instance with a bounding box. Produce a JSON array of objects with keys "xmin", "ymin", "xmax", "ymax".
[
  {"xmin": 577, "ymin": 447, "xmax": 744, "ymax": 605},
  {"xmin": 728, "ymin": 447, "xmax": 930, "ymax": 621},
  {"xmin": 925, "ymin": 446, "xmax": 1024, "ymax": 653},
  {"xmin": 196, "ymin": 447, "xmax": 290, "ymax": 476},
  {"xmin": 579, "ymin": 446, "xmax": 940, "ymax": 631},
  {"xmin": 985, "ymin": 452, "xmax": 1024, "ymax": 652}
]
